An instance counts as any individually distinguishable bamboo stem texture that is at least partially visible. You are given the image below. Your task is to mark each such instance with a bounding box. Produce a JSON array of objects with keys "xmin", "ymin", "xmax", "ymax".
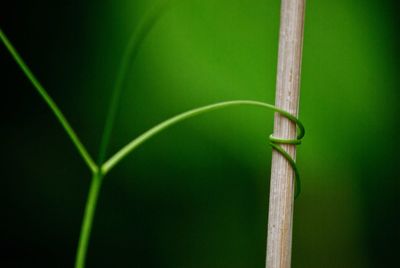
[{"xmin": 266, "ymin": 0, "xmax": 306, "ymax": 267}]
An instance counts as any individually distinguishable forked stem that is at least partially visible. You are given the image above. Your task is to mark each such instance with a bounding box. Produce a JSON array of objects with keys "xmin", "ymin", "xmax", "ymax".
[
  {"xmin": 75, "ymin": 172, "xmax": 103, "ymax": 268},
  {"xmin": 77, "ymin": 2, "xmax": 175, "ymax": 267}
]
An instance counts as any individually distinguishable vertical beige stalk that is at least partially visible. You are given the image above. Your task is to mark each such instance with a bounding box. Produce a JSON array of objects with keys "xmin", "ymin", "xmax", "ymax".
[{"xmin": 266, "ymin": 0, "xmax": 305, "ymax": 267}]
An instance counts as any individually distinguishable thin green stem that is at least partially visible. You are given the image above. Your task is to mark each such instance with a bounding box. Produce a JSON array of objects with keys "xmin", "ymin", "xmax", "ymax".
[
  {"xmin": 97, "ymin": 0, "xmax": 173, "ymax": 165},
  {"xmin": 74, "ymin": 3, "xmax": 175, "ymax": 267},
  {"xmin": 102, "ymin": 100, "xmax": 304, "ymax": 175},
  {"xmin": 75, "ymin": 173, "xmax": 103, "ymax": 268},
  {"xmin": 0, "ymin": 28, "xmax": 97, "ymax": 173}
]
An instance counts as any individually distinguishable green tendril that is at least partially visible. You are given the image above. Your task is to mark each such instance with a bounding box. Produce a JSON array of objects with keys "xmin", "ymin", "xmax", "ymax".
[{"xmin": 101, "ymin": 100, "xmax": 304, "ymax": 198}]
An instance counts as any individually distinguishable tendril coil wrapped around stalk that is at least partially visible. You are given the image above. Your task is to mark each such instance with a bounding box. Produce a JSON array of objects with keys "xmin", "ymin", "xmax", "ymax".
[
  {"xmin": 99, "ymin": 100, "xmax": 305, "ymax": 198},
  {"xmin": 268, "ymin": 112, "xmax": 305, "ymax": 199}
]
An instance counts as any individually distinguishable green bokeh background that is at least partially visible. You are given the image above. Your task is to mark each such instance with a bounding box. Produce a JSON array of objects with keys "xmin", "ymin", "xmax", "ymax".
[{"xmin": 1, "ymin": 0, "xmax": 399, "ymax": 267}]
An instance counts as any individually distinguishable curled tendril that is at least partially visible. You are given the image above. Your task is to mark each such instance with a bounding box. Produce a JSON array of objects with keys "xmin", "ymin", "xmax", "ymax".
[
  {"xmin": 101, "ymin": 100, "xmax": 305, "ymax": 198},
  {"xmin": 269, "ymin": 129, "xmax": 304, "ymax": 199}
]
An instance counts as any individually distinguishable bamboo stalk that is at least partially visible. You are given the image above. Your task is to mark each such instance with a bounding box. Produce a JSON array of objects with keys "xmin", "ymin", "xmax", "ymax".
[{"xmin": 266, "ymin": 0, "xmax": 306, "ymax": 267}]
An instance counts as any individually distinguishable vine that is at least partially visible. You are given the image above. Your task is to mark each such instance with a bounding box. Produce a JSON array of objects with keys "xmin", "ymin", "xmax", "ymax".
[{"xmin": 0, "ymin": 0, "xmax": 304, "ymax": 267}]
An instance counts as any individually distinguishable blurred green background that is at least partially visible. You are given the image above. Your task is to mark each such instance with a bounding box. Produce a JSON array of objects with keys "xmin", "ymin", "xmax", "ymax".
[{"xmin": 1, "ymin": 0, "xmax": 399, "ymax": 267}]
